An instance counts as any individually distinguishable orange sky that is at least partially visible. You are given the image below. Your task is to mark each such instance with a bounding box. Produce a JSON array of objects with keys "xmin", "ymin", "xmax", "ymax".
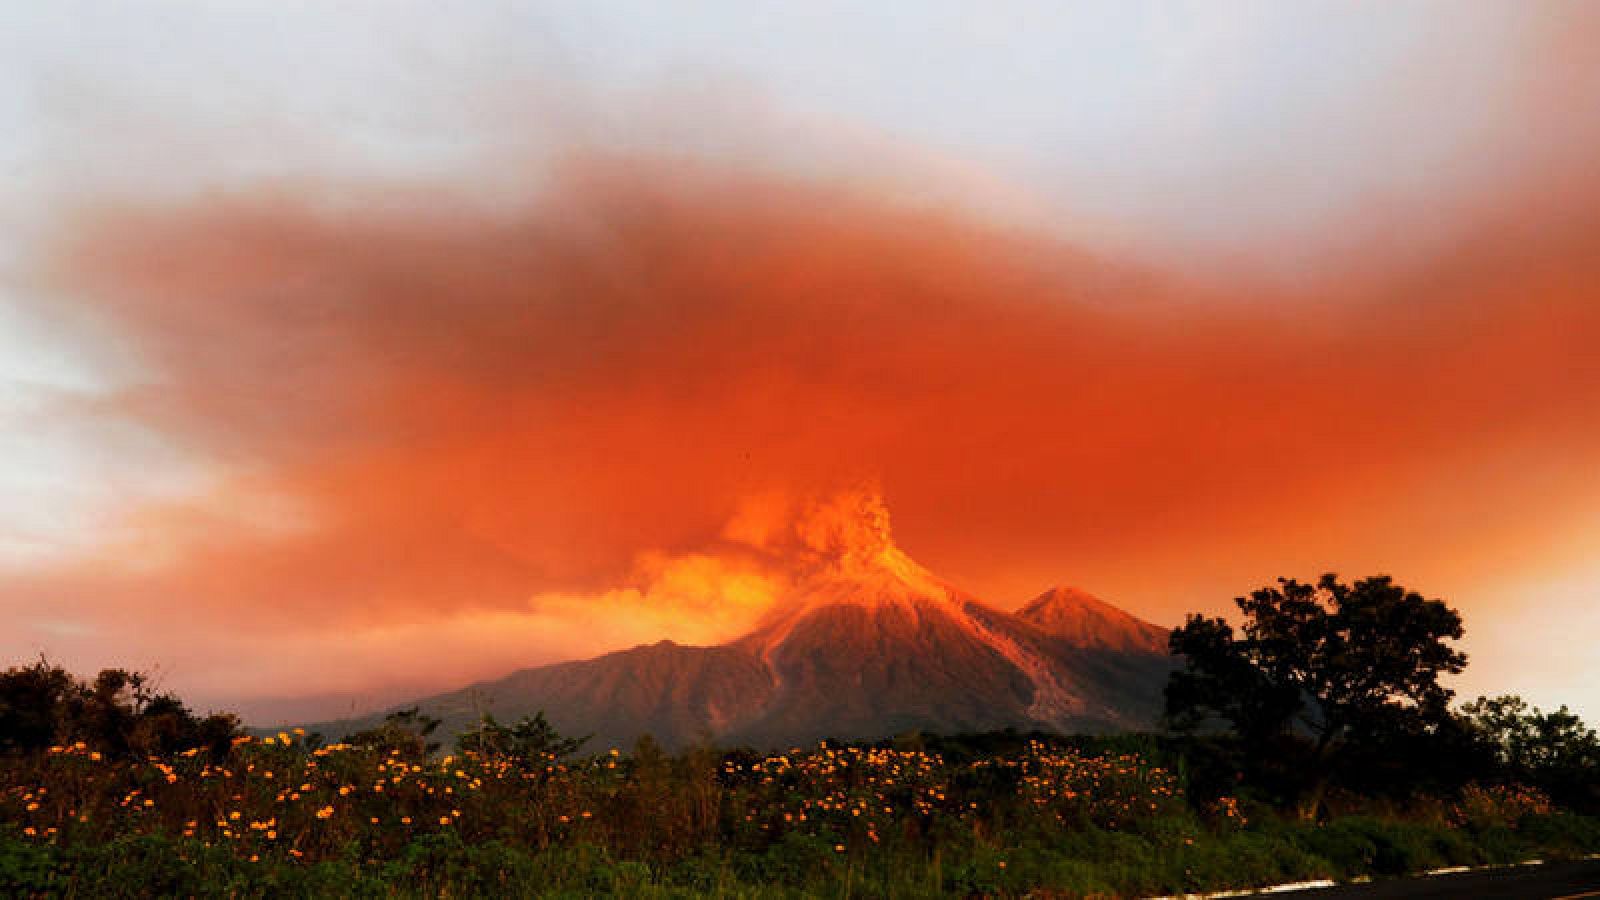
[{"xmin": 2, "ymin": 4, "xmax": 1598, "ymax": 723}]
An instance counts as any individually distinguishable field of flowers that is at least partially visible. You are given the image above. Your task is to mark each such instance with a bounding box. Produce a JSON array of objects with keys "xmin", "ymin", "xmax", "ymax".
[
  {"xmin": 4, "ymin": 736, "xmax": 1189, "ymax": 863},
  {"xmin": 3, "ymin": 732, "xmax": 1598, "ymax": 897}
]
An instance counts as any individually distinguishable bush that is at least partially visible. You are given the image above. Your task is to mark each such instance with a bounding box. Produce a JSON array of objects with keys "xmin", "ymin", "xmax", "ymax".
[
  {"xmin": 1452, "ymin": 782, "xmax": 1554, "ymax": 830},
  {"xmin": 2, "ymin": 721, "xmax": 1597, "ymax": 897}
]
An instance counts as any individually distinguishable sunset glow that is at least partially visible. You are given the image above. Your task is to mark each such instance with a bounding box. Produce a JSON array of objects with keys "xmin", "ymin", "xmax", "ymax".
[{"xmin": 2, "ymin": 2, "xmax": 1597, "ymax": 724}]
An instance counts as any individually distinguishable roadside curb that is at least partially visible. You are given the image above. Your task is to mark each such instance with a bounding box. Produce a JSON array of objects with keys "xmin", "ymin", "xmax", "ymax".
[
  {"xmin": 1147, "ymin": 880, "xmax": 1336, "ymax": 899},
  {"xmin": 1146, "ymin": 854, "xmax": 1600, "ymax": 899}
]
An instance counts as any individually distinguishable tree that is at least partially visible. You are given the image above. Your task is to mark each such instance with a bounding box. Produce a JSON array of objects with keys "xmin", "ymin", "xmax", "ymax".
[
  {"xmin": 1462, "ymin": 694, "xmax": 1600, "ymax": 811},
  {"xmin": 0, "ymin": 659, "xmax": 75, "ymax": 753},
  {"xmin": 346, "ymin": 707, "xmax": 443, "ymax": 760},
  {"xmin": 0, "ymin": 658, "xmax": 239, "ymax": 758},
  {"xmin": 1167, "ymin": 574, "xmax": 1467, "ymax": 817},
  {"xmin": 456, "ymin": 711, "xmax": 588, "ymax": 763}
]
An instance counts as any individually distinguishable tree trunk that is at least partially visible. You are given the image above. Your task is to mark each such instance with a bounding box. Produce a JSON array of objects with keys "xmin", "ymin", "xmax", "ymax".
[
  {"xmin": 1297, "ymin": 773, "xmax": 1329, "ymax": 822},
  {"xmin": 1298, "ymin": 726, "xmax": 1338, "ymax": 821}
]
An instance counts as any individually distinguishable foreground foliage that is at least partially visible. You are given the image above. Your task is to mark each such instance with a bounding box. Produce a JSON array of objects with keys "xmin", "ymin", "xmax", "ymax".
[
  {"xmin": 3, "ymin": 730, "xmax": 1597, "ymax": 898},
  {"xmin": 1167, "ymin": 574, "xmax": 1469, "ymax": 819}
]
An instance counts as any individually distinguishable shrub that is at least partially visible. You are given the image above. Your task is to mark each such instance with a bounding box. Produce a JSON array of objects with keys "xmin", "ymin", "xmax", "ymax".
[{"xmin": 1452, "ymin": 782, "xmax": 1554, "ymax": 830}]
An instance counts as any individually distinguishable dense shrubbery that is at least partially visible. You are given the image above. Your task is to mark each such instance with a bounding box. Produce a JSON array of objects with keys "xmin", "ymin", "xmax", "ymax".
[
  {"xmin": 1, "ymin": 716, "xmax": 1596, "ymax": 898},
  {"xmin": 1461, "ymin": 694, "xmax": 1600, "ymax": 813},
  {"xmin": 0, "ymin": 659, "xmax": 239, "ymax": 761}
]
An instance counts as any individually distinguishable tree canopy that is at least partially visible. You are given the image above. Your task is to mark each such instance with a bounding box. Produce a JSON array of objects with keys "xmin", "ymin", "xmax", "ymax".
[
  {"xmin": 1463, "ymin": 694, "xmax": 1600, "ymax": 810},
  {"xmin": 0, "ymin": 658, "xmax": 239, "ymax": 758},
  {"xmin": 457, "ymin": 711, "xmax": 590, "ymax": 762},
  {"xmin": 1166, "ymin": 574, "xmax": 1468, "ymax": 815},
  {"xmin": 344, "ymin": 707, "xmax": 443, "ymax": 760}
]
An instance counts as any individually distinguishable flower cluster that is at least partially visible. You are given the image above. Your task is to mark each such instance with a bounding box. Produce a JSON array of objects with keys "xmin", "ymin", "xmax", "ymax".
[
  {"xmin": 717, "ymin": 739, "xmax": 1184, "ymax": 851},
  {"xmin": 3, "ymin": 734, "xmax": 1189, "ymax": 864},
  {"xmin": 1450, "ymin": 782, "xmax": 1553, "ymax": 829}
]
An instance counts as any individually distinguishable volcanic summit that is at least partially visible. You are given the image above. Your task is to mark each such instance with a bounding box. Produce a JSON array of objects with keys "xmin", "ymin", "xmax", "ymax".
[{"xmin": 308, "ymin": 491, "xmax": 1176, "ymax": 748}]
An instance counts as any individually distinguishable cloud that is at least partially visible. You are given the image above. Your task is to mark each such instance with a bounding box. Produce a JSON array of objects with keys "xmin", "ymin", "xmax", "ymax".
[
  {"xmin": 14, "ymin": 150, "xmax": 1598, "ymax": 592},
  {"xmin": 3, "ymin": 3, "xmax": 1600, "ymax": 715}
]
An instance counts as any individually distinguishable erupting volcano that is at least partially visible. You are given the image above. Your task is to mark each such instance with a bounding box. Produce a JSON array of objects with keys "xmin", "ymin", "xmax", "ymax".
[{"xmin": 308, "ymin": 491, "xmax": 1176, "ymax": 748}]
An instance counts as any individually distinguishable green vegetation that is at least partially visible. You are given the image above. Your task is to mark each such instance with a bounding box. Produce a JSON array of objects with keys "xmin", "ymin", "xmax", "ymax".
[
  {"xmin": 1, "ymin": 719, "xmax": 1595, "ymax": 898},
  {"xmin": 0, "ymin": 707, "xmax": 1593, "ymax": 896}
]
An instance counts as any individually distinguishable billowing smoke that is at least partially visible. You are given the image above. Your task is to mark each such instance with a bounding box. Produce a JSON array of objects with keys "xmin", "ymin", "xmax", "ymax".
[{"xmin": 3, "ymin": 5, "xmax": 1600, "ymax": 717}]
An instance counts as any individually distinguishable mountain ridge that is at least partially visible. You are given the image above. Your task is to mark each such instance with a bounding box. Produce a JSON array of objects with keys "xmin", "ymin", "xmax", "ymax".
[{"xmin": 301, "ymin": 492, "xmax": 1177, "ymax": 749}]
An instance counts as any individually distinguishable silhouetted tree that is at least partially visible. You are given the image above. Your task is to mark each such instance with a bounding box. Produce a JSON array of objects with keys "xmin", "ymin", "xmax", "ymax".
[
  {"xmin": 1167, "ymin": 574, "xmax": 1467, "ymax": 818},
  {"xmin": 0, "ymin": 659, "xmax": 75, "ymax": 753},
  {"xmin": 0, "ymin": 658, "xmax": 239, "ymax": 758},
  {"xmin": 456, "ymin": 711, "xmax": 588, "ymax": 762},
  {"xmin": 1463, "ymin": 694, "xmax": 1600, "ymax": 811},
  {"xmin": 346, "ymin": 707, "xmax": 443, "ymax": 759}
]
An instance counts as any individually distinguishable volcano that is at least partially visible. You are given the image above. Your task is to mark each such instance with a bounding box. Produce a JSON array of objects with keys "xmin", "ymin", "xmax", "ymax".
[{"xmin": 305, "ymin": 492, "xmax": 1176, "ymax": 749}]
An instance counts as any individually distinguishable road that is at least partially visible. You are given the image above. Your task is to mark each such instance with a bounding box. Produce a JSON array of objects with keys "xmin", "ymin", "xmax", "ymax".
[{"xmin": 1274, "ymin": 859, "xmax": 1600, "ymax": 899}]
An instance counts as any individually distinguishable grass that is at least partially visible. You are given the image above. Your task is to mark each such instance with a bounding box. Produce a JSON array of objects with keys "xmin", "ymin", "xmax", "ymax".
[{"xmin": 3, "ymin": 734, "xmax": 1596, "ymax": 898}]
